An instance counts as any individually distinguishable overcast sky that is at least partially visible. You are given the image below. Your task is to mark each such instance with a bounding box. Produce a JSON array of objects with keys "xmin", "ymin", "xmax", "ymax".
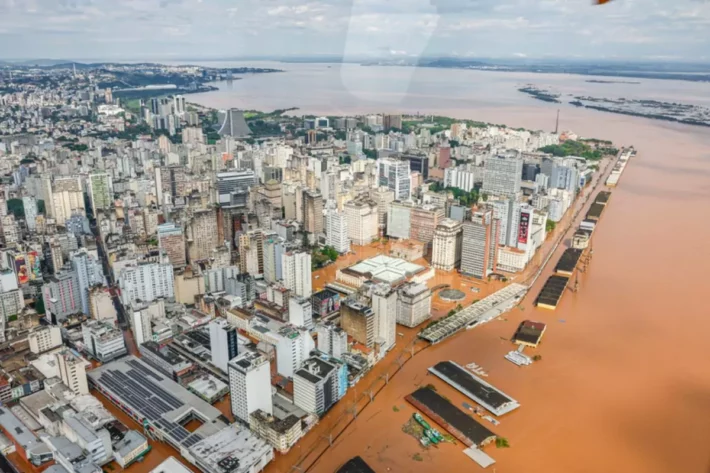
[{"xmin": 0, "ymin": 0, "xmax": 709, "ymax": 61}]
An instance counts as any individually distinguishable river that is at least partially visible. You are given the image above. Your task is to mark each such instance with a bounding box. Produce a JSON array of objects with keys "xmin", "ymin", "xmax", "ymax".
[{"xmin": 188, "ymin": 63, "xmax": 710, "ymax": 473}]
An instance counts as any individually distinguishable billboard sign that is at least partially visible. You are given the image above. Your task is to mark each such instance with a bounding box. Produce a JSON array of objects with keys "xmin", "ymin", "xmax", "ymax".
[
  {"xmin": 28, "ymin": 251, "xmax": 41, "ymax": 280},
  {"xmin": 518, "ymin": 212, "xmax": 531, "ymax": 245},
  {"xmin": 15, "ymin": 255, "xmax": 29, "ymax": 285}
]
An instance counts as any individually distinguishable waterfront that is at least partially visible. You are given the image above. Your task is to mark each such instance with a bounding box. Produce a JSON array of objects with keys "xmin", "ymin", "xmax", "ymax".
[{"xmin": 187, "ymin": 64, "xmax": 710, "ymax": 473}]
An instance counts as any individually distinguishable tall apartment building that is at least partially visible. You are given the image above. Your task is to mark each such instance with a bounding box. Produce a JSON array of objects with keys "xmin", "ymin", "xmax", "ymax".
[
  {"xmin": 377, "ymin": 157, "xmax": 411, "ymax": 200},
  {"xmin": 431, "ymin": 219, "xmax": 463, "ymax": 271},
  {"xmin": 320, "ymin": 170, "xmax": 339, "ymax": 202},
  {"xmin": 42, "ymin": 270, "xmax": 82, "ymax": 322},
  {"xmin": 70, "ymin": 248, "xmax": 105, "ymax": 316},
  {"xmin": 275, "ymin": 325, "xmax": 315, "ymax": 378},
  {"xmin": 263, "ymin": 236, "xmax": 285, "ymax": 283},
  {"xmin": 238, "ymin": 230, "xmax": 264, "ymax": 278},
  {"xmin": 1, "ymin": 215, "xmax": 18, "ymax": 245},
  {"xmin": 444, "ymin": 165, "xmax": 480, "ymax": 192},
  {"xmin": 386, "ymin": 201, "xmax": 413, "ymax": 240},
  {"xmin": 371, "ymin": 284, "xmax": 397, "ymax": 352},
  {"xmin": 396, "ymin": 282, "xmax": 432, "ymax": 328},
  {"xmin": 460, "ymin": 209, "xmax": 500, "ymax": 279},
  {"xmin": 325, "ymin": 210, "xmax": 349, "ymax": 254},
  {"xmin": 482, "ymin": 155, "xmax": 523, "ymax": 197},
  {"xmin": 56, "ymin": 349, "xmax": 89, "ymax": 395},
  {"xmin": 189, "ymin": 209, "xmax": 219, "ymax": 263},
  {"xmin": 410, "ymin": 205, "xmax": 445, "ymax": 251},
  {"xmin": 340, "ymin": 300, "xmax": 376, "ymax": 348},
  {"xmin": 28, "ymin": 326, "xmax": 62, "ymax": 354},
  {"xmin": 229, "ymin": 351, "xmax": 273, "ymax": 423},
  {"xmin": 23, "ymin": 196, "xmax": 37, "ymax": 231},
  {"xmin": 370, "ymin": 187, "xmax": 395, "ymax": 236},
  {"xmin": 118, "ymin": 260, "xmax": 175, "ymax": 305},
  {"xmin": 88, "ymin": 173, "xmax": 113, "ymax": 212},
  {"xmin": 288, "ymin": 296, "xmax": 313, "ymax": 329},
  {"xmin": 209, "ymin": 318, "xmax": 238, "ymax": 373},
  {"xmin": 303, "ymin": 189, "xmax": 323, "ymax": 235},
  {"xmin": 281, "ymin": 251, "xmax": 312, "ymax": 298},
  {"xmin": 344, "ymin": 198, "xmax": 378, "ymax": 246},
  {"xmin": 82, "ymin": 320, "xmax": 127, "ymax": 362},
  {"xmin": 157, "ymin": 223, "xmax": 187, "ymax": 268},
  {"xmin": 315, "ymin": 322, "xmax": 348, "ymax": 359},
  {"xmin": 52, "ymin": 176, "xmax": 85, "ymax": 224},
  {"xmin": 294, "ymin": 357, "xmax": 346, "ymax": 415}
]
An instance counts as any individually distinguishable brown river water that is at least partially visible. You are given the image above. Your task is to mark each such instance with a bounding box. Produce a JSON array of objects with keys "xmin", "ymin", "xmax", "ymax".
[{"xmin": 186, "ymin": 63, "xmax": 710, "ymax": 473}]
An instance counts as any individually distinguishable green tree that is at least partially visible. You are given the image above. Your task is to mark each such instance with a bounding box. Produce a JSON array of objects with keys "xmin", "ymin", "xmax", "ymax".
[{"xmin": 546, "ymin": 219, "xmax": 556, "ymax": 233}]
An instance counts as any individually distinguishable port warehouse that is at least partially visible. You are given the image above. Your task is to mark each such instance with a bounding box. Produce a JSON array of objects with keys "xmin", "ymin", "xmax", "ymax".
[
  {"xmin": 586, "ymin": 203, "xmax": 605, "ymax": 222},
  {"xmin": 419, "ymin": 284, "xmax": 528, "ymax": 344},
  {"xmin": 336, "ymin": 456, "xmax": 377, "ymax": 473},
  {"xmin": 535, "ymin": 275, "xmax": 570, "ymax": 310},
  {"xmin": 595, "ymin": 190, "xmax": 612, "ymax": 206},
  {"xmin": 555, "ymin": 248, "xmax": 584, "ymax": 276},
  {"xmin": 428, "ymin": 361, "xmax": 520, "ymax": 417},
  {"xmin": 512, "ymin": 320, "xmax": 547, "ymax": 348},
  {"xmin": 406, "ymin": 387, "xmax": 496, "ymax": 448}
]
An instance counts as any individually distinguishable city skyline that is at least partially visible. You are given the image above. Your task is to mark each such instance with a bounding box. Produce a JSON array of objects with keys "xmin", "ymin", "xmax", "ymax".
[{"xmin": 0, "ymin": 0, "xmax": 709, "ymax": 60}]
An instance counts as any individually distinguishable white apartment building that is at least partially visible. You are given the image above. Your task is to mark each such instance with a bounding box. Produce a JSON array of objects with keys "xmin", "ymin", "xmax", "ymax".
[
  {"xmin": 444, "ymin": 165, "xmax": 479, "ymax": 192},
  {"xmin": 396, "ymin": 282, "xmax": 432, "ymax": 328},
  {"xmin": 377, "ymin": 157, "xmax": 411, "ymax": 200},
  {"xmin": 315, "ymin": 323, "xmax": 348, "ymax": 359},
  {"xmin": 209, "ymin": 318, "xmax": 238, "ymax": 374},
  {"xmin": 371, "ymin": 284, "xmax": 397, "ymax": 352},
  {"xmin": 275, "ymin": 325, "xmax": 315, "ymax": 379},
  {"xmin": 28, "ymin": 326, "xmax": 62, "ymax": 354},
  {"xmin": 344, "ymin": 199, "xmax": 378, "ymax": 246},
  {"xmin": 82, "ymin": 320, "xmax": 127, "ymax": 362},
  {"xmin": 281, "ymin": 251, "xmax": 312, "ymax": 298},
  {"xmin": 325, "ymin": 211, "xmax": 350, "ymax": 254},
  {"xmin": 118, "ymin": 261, "xmax": 174, "ymax": 305},
  {"xmin": 229, "ymin": 351, "xmax": 273, "ymax": 424},
  {"xmin": 56, "ymin": 349, "xmax": 89, "ymax": 395},
  {"xmin": 288, "ymin": 296, "xmax": 313, "ymax": 329}
]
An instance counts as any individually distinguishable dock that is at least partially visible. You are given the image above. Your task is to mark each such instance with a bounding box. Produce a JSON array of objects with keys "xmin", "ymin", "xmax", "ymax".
[
  {"xmin": 406, "ymin": 387, "xmax": 496, "ymax": 447},
  {"xmin": 428, "ymin": 361, "xmax": 520, "ymax": 416},
  {"xmin": 554, "ymin": 248, "xmax": 584, "ymax": 276}
]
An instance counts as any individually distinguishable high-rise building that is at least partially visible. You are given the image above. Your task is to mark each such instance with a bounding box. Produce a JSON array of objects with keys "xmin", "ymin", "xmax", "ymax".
[
  {"xmin": 173, "ymin": 95, "xmax": 186, "ymax": 116},
  {"xmin": 410, "ymin": 205, "xmax": 445, "ymax": 252},
  {"xmin": 1, "ymin": 215, "xmax": 18, "ymax": 245},
  {"xmin": 209, "ymin": 318, "xmax": 238, "ymax": 374},
  {"xmin": 70, "ymin": 248, "xmax": 105, "ymax": 316},
  {"xmin": 460, "ymin": 209, "xmax": 500, "ymax": 279},
  {"xmin": 275, "ymin": 325, "xmax": 315, "ymax": 378},
  {"xmin": 431, "ymin": 219, "xmax": 463, "ymax": 271},
  {"xmin": 401, "ymin": 155, "xmax": 429, "ymax": 180},
  {"xmin": 377, "ymin": 158, "xmax": 411, "ymax": 200},
  {"xmin": 158, "ymin": 223, "xmax": 187, "ymax": 268},
  {"xmin": 396, "ymin": 282, "xmax": 432, "ymax": 328},
  {"xmin": 386, "ymin": 201, "xmax": 413, "ymax": 240},
  {"xmin": 238, "ymin": 230, "xmax": 264, "ymax": 278},
  {"xmin": 370, "ymin": 187, "xmax": 395, "ymax": 235},
  {"xmin": 217, "ymin": 109, "xmax": 252, "ymax": 138},
  {"xmin": 320, "ymin": 170, "xmax": 339, "ymax": 202},
  {"xmin": 444, "ymin": 165, "xmax": 479, "ymax": 192},
  {"xmin": 56, "ymin": 349, "xmax": 89, "ymax": 395},
  {"xmin": 131, "ymin": 307, "xmax": 152, "ymax": 347},
  {"xmin": 22, "ymin": 196, "xmax": 37, "ymax": 231},
  {"xmin": 288, "ymin": 296, "xmax": 313, "ymax": 329},
  {"xmin": 42, "ymin": 270, "xmax": 82, "ymax": 322},
  {"xmin": 340, "ymin": 300, "xmax": 376, "ymax": 348},
  {"xmin": 303, "ymin": 190, "xmax": 323, "ymax": 235},
  {"xmin": 216, "ymin": 170, "xmax": 256, "ymax": 207},
  {"xmin": 189, "ymin": 209, "xmax": 219, "ymax": 263},
  {"xmin": 52, "ymin": 176, "xmax": 85, "ymax": 224},
  {"xmin": 118, "ymin": 259, "xmax": 175, "ymax": 305},
  {"xmin": 482, "ymin": 155, "xmax": 523, "ymax": 197},
  {"xmin": 371, "ymin": 284, "xmax": 397, "ymax": 352},
  {"xmin": 262, "ymin": 236, "xmax": 285, "ymax": 284},
  {"xmin": 28, "ymin": 326, "xmax": 62, "ymax": 354},
  {"xmin": 281, "ymin": 251, "xmax": 312, "ymax": 298},
  {"xmin": 316, "ymin": 322, "xmax": 348, "ymax": 359},
  {"xmin": 229, "ymin": 351, "xmax": 272, "ymax": 423},
  {"xmin": 325, "ymin": 210, "xmax": 349, "ymax": 254},
  {"xmin": 344, "ymin": 198, "xmax": 378, "ymax": 246},
  {"xmin": 82, "ymin": 320, "xmax": 127, "ymax": 362},
  {"xmin": 88, "ymin": 173, "xmax": 113, "ymax": 212},
  {"xmin": 383, "ymin": 114, "xmax": 402, "ymax": 130},
  {"xmin": 294, "ymin": 357, "xmax": 347, "ymax": 415}
]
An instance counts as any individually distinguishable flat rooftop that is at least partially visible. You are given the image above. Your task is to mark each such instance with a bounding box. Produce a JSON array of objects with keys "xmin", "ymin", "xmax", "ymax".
[
  {"xmin": 88, "ymin": 356, "xmax": 225, "ymax": 450},
  {"xmin": 586, "ymin": 202, "xmax": 605, "ymax": 220},
  {"xmin": 555, "ymin": 248, "xmax": 583, "ymax": 275},
  {"xmin": 336, "ymin": 456, "xmax": 376, "ymax": 473},
  {"xmin": 428, "ymin": 361, "xmax": 520, "ymax": 416},
  {"xmin": 407, "ymin": 387, "xmax": 496, "ymax": 447},
  {"xmin": 188, "ymin": 423, "xmax": 273, "ymax": 473},
  {"xmin": 346, "ymin": 255, "xmax": 425, "ymax": 284},
  {"xmin": 595, "ymin": 191, "xmax": 611, "ymax": 205},
  {"xmin": 535, "ymin": 275, "xmax": 569, "ymax": 309},
  {"xmin": 512, "ymin": 320, "xmax": 547, "ymax": 346}
]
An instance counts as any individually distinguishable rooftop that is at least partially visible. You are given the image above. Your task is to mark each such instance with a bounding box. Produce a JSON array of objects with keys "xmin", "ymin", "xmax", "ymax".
[
  {"xmin": 346, "ymin": 255, "xmax": 425, "ymax": 285},
  {"xmin": 188, "ymin": 423, "xmax": 273, "ymax": 473}
]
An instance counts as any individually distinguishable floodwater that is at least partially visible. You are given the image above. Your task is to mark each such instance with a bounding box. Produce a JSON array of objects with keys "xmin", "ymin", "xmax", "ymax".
[{"xmin": 196, "ymin": 64, "xmax": 710, "ymax": 473}]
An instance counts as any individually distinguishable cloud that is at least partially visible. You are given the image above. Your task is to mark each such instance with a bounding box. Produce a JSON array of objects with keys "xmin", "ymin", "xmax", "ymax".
[{"xmin": 0, "ymin": 0, "xmax": 708, "ymax": 59}]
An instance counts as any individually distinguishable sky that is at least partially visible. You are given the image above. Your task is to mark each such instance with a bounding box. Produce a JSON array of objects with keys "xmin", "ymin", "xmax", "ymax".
[{"xmin": 0, "ymin": 0, "xmax": 709, "ymax": 61}]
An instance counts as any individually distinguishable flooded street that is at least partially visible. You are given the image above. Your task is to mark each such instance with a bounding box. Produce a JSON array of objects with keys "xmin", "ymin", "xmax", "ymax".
[{"xmin": 193, "ymin": 64, "xmax": 710, "ymax": 472}]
